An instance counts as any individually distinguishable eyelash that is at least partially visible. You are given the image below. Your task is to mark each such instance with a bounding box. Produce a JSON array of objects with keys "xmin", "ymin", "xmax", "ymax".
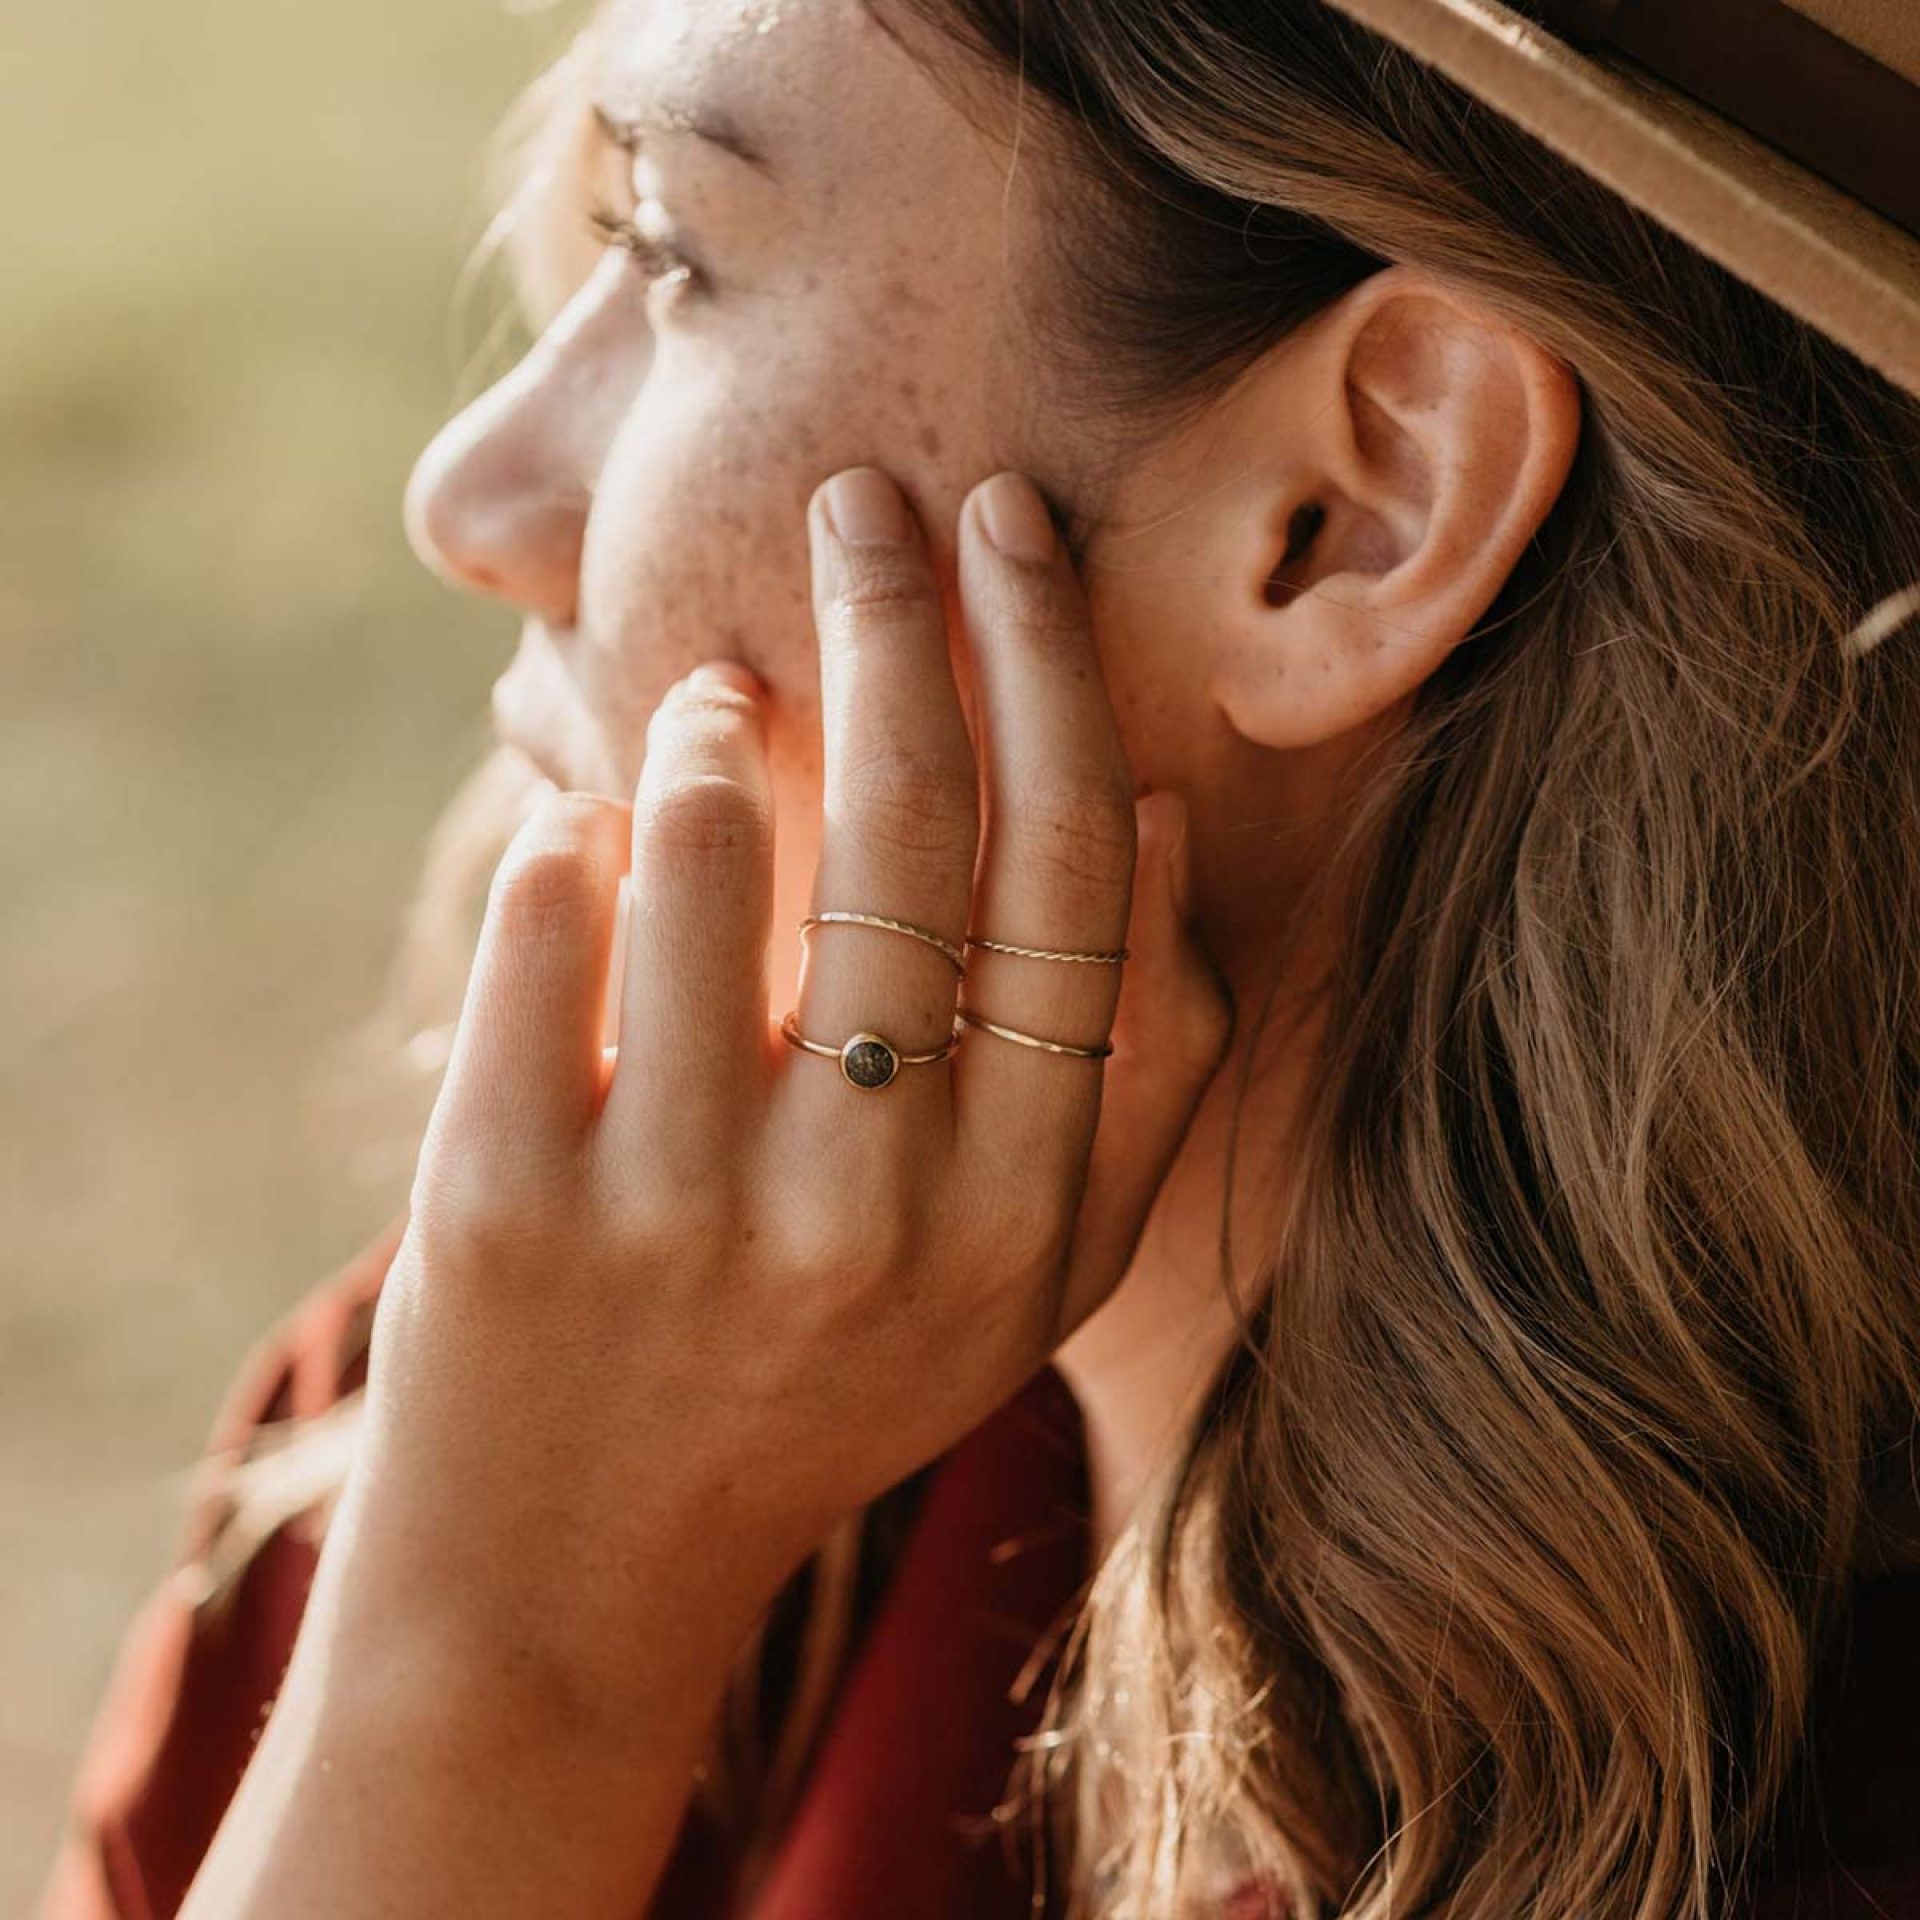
[{"xmin": 588, "ymin": 204, "xmax": 705, "ymax": 299}]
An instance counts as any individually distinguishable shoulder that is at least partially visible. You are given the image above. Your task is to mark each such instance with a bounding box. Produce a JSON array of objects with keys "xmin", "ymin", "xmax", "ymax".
[{"xmin": 36, "ymin": 1207, "xmax": 409, "ymax": 1920}]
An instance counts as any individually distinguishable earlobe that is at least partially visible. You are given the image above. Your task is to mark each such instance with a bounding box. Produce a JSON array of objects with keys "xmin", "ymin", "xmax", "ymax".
[{"xmin": 1211, "ymin": 267, "xmax": 1582, "ymax": 752}]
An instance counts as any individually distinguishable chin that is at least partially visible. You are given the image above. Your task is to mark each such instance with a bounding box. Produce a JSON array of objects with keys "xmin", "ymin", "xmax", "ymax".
[{"xmin": 490, "ymin": 647, "xmax": 615, "ymax": 797}]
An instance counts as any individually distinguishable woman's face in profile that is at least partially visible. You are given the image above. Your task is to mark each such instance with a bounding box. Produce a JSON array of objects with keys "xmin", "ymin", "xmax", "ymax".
[{"xmin": 406, "ymin": 0, "xmax": 1198, "ymax": 992}]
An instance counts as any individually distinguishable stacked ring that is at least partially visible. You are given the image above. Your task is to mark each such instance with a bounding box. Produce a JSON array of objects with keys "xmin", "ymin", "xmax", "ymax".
[
  {"xmin": 965, "ymin": 934, "xmax": 1128, "ymax": 966},
  {"xmin": 955, "ymin": 1007, "xmax": 1112, "ymax": 1059},
  {"xmin": 957, "ymin": 924, "xmax": 1126, "ymax": 1058},
  {"xmin": 780, "ymin": 909, "xmax": 1125, "ymax": 1089},
  {"xmin": 801, "ymin": 911, "xmax": 966, "ymax": 975}
]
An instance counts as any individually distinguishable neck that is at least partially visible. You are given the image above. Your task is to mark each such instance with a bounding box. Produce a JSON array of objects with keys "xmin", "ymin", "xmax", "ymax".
[{"xmin": 1054, "ymin": 931, "xmax": 1329, "ymax": 1559}]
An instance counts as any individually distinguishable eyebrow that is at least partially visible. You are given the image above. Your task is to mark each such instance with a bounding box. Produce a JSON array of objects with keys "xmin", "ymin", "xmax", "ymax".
[{"xmin": 592, "ymin": 101, "xmax": 778, "ymax": 181}]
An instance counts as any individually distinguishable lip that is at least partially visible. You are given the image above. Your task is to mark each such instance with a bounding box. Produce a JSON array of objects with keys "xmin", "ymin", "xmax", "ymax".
[
  {"xmin": 495, "ymin": 730, "xmax": 570, "ymax": 795},
  {"xmin": 491, "ymin": 623, "xmax": 588, "ymax": 790},
  {"xmin": 490, "ymin": 685, "xmax": 572, "ymax": 789}
]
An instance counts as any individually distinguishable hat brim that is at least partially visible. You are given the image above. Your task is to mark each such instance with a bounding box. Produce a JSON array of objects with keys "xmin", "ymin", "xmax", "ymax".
[{"xmin": 1318, "ymin": 0, "xmax": 1920, "ymax": 400}]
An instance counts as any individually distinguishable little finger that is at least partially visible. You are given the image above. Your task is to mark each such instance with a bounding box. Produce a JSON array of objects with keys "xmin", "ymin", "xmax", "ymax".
[
  {"xmin": 953, "ymin": 471, "xmax": 1135, "ymax": 1174},
  {"xmin": 438, "ymin": 789, "xmax": 632, "ymax": 1157}
]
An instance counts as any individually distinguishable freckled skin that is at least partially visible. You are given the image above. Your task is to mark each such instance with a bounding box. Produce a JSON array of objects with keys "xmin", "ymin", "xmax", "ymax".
[
  {"xmin": 397, "ymin": 0, "xmax": 1568, "ymax": 1569},
  {"xmin": 405, "ymin": 0, "xmax": 1223, "ymax": 1008}
]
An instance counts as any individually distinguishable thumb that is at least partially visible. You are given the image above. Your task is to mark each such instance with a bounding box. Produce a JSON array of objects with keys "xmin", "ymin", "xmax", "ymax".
[{"xmin": 1058, "ymin": 790, "xmax": 1234, "ymax": 1334}]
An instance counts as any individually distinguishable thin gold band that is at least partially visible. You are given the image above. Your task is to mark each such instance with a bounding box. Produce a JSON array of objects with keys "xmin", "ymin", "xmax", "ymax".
[
  {"xmin": 801, "ymin": 911, "xmax": 966, "ymax": 975},
  {"xmin": 965, "ymin": 935, "xmax": 1129, "ymax": 966},
  {"xmin": 955, "ymin": 1007, "xmax": 1113, "ymax": 1060}
]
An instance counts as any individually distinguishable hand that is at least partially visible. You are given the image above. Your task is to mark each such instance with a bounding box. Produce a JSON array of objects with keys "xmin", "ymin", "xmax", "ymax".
[{"xmin": 327, "ymin": 466, "xmax": 1233, "ymax": 1718}]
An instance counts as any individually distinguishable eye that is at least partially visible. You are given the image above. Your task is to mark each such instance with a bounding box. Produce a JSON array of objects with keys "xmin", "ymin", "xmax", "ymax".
[{"xmin": 587, "ymin": 204, "xmax": 706, "ymax": 303}]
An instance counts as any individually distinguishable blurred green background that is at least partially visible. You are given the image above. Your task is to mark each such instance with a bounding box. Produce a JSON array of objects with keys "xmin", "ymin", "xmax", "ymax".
[{"xmin": 0, "ymin": 0, "xmax": 574, "ymax": 1900}]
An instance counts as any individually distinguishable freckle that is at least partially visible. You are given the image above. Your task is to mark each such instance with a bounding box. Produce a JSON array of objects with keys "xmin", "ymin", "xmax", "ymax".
[
  {"xmin": 917, "ymin": 424, "xmax": 942, "ymax": 457},
  {"xmin": 801, "ymin": 272, "xmax": 820, "ymax": 294},
  {"xmin": 885, "ymin": 275, "xmax": 935, "ymax": 316},
  {"xmin": 898, "ymin": 376, "xmax": 920, "ymax": 402}
]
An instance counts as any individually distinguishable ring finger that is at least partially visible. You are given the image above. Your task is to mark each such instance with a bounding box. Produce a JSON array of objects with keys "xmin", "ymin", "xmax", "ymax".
[{"xmin": 951, "ymin": 472, "xmax": 1136, "ymax": 1179}]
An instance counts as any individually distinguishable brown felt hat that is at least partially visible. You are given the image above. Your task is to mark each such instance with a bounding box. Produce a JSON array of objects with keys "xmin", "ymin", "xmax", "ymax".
[{"xmin": 1315, "ymin": 0, "xmax": 1920, "ymax": 399}]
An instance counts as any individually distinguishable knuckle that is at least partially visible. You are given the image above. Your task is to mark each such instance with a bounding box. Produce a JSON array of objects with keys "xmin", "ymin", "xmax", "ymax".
[
  {"xmin": 591, "ymin": 1151, "xmax": 731, "ymax": 1253},
  {"xmin": 1006, "ymin": 774, "xmax": 1136, "ymax": 893},
  {"xmin": 532, "ymin": 787, "xmax": 628, "ymax": 843},
  {"xmin": 840, "ymin": 746, "xmax": 977, "ymax": 866},
  {"xmin": 770, "ymin": 1205, "xmax": 866, "ymax": 1289},
  {"xmin": 992, "ymin": 1205, "xmax": 1068, "ymax": 1282},
  {"xmin": 488, "ymin": 835, "xmax": 609, "ymax": 936},
  {"xmin": 636, "ymin": 771, "xmax": 774, "ymax": 860},
  {"xmin": 1001, "ymin": 579, "xmax": 1092, "ymax": 653},
  {"xmin": 488, "ymin": 791, "xmax": 625, "ymax": 927},
  {"xmin": 593, "ymin": 1191, "xmax": 695, "ymax": 1269},
  {"xmin": 409, "ymin": 1150, "xmax": 555, "ymax": 1271},
  {"xmin": 771, "ymin": 1191, "xmax": 912, "ymax": 1291},
  {"xmin": 820, "ymin": 550, "xmax": 939, "ymax": 634},
  {"xmin": 437, "ymin": 1195, "xmax": 538, "ymax": 1272}
]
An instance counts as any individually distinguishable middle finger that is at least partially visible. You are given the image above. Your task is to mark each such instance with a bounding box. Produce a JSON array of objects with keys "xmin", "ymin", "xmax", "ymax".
[{"xmin": 784, "ymin": 467, "xmax": 978, "ymax": 1121}]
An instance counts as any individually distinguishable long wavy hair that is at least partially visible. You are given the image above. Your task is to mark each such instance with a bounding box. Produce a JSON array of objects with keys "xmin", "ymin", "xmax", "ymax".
[{"xmin": 212, "ymin": 3, "xmax": 1920, "ymax": 1916}]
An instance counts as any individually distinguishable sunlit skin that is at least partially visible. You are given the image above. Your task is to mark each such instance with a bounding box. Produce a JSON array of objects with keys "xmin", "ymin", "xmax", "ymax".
[
  {"xmin": 404, "ymin": 0, "xmax": 1580, "ymax": 1547},
  {"xmin": 171, "ymin": 1, "xmax": 1582, "ymax": 1911}
]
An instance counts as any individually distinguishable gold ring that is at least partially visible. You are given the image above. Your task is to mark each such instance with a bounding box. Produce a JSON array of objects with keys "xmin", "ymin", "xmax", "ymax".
[
  {"xmin": 780, "ymin": 1009, "xmax": 963, "ymax": 1090},
  {"xmin": 965, "ymin": 935, "xmax": 1129, "ymax": 966},
  {"xmin": 802, "ymin": 911, "xmax": 967, "ymax": 975},
  {"xmin": 955, "ymin": 1007, "xmax": 1113, "ymax": 1059}
]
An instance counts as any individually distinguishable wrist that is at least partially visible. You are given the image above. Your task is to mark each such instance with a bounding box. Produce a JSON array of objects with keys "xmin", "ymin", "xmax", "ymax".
[
  {"xmin": 183, "ymin": 1531, "xmax": 764, "ymax": 1920},
  {"xmin": 301, "ymin": 1466, "xmax": 819, "ymax": 1753},
  {"xmin": 298, "ymin": 1607, "xmax": 707, "ymax": 1780}
]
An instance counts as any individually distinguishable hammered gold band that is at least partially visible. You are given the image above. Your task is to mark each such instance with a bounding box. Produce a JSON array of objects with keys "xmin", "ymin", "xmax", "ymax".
[
  {"xmin": 955, "ymin": 1007, "xmax": 1113, "ymax": 1059},
  {"xmin": 801, "ymin": 911, "xmax": 966, "ymax": 975},
  {"xmin": 788, "ymin": 908, "xmax": 1117, "ymax": 1081}
]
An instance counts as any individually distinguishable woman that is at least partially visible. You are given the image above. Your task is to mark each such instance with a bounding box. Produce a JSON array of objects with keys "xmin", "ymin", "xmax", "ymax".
[{"xmin": 38, "ymin": 0, "xmax": 1920, "ymax": 1915}]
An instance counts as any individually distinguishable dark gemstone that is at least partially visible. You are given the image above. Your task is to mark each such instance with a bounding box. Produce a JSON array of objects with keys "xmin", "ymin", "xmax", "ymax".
[{"xmin": 841, "ymin": 1036, "xmax": 899, "ymax": 1090}]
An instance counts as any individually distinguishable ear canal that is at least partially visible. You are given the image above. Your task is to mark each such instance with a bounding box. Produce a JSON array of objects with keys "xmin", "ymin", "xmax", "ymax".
[{"xmin": 1263, "ymin": 501, "xmax": 1328, "ymax": 608}]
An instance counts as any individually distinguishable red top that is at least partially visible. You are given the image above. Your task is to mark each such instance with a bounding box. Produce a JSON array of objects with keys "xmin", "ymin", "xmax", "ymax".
[{"xmin": 36, "ymin": 1211, "xmax": 1920, "ymax": 1919}]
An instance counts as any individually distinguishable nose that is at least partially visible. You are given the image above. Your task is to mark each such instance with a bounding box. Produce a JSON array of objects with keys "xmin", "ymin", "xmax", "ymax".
[
  {"xmin": 405, "ymin": 391, "xmax": 587, "ymax": 625},
  {"xmin": 403, "ymin": 254, "xmax": 644, "ymax": 628}
]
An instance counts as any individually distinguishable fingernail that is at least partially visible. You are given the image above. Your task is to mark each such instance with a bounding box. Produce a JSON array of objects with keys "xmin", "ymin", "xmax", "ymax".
[
  {"xmin": 976, "ymin": 471, "xmax": 1057, "ymax": 563},
  {"xmin": 688, "ymin": 660, "xmax": 765, "ymax": 699},
  {"xmin": 824, "ymin": 467, "xmax": 913, "ymax": 546}
]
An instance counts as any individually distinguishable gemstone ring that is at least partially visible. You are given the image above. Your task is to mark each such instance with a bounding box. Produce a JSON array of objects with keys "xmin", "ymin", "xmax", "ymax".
[{"xmin": 779, "ymin": 1009, "xmax": 963, "ymax": 1091}]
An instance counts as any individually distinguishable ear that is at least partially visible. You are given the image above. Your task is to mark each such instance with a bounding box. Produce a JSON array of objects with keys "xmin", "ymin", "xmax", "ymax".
[{"xmin": 1203, "ymin": 265, "xmax": 1582, "ymax": 751}]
